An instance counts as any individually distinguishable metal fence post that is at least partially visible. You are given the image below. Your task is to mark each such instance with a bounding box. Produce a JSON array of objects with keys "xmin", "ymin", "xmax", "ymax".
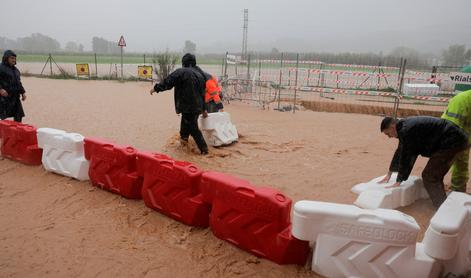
[
  {"xmin": 293, "ymin": 53, "xmax": 299, "ymax": 113},
  {"xmin": 277, "ymin": 52, "xmax": 284, "ymax": 110}
]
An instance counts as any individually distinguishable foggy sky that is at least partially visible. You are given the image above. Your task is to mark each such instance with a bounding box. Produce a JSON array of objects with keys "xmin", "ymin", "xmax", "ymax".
[{"xmin": 1, "ymin": 0, "xmax": 471, "ymax": 54}]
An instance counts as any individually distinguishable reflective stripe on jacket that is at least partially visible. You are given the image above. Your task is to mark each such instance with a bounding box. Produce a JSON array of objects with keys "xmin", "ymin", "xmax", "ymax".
[{"xmin": 441, "ymin": 90, "xmax": 471, "ymax": 129}]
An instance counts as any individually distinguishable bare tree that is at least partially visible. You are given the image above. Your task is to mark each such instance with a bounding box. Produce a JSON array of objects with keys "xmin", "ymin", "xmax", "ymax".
[{"xmin": 152, "ymin": 49, "xmax": 178, "ymax": 81}]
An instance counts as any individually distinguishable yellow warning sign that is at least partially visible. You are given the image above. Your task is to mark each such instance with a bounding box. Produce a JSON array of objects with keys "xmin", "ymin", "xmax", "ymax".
[
  {"xmin": 76, "ymin": 64, "xmax": 90, "ymax": 76},
  {"xmin": 138, "ymin": 66, "xmax": 153, "ymax": 79}
]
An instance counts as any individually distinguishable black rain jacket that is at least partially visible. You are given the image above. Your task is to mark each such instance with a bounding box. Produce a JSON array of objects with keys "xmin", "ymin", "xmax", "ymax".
[
  {"xmin": 0, "ymin": 51, "xmax": 25, "ymax": 119},
  {"xmin": 153, "ymin": 65, "xmax": 206, "ymax": 114},
  {"xmin": 389, "ymin": 116, "xmax": 468, "ymax": 182}
]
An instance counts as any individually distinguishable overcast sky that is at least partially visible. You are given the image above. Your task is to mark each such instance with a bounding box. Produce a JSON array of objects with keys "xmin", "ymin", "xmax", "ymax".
[{"xmin": 1, "ymin": 0, "xmax": 471, "ymax": 54}]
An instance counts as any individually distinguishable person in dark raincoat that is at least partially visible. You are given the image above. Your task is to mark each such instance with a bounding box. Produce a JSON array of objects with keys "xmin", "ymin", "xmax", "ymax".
[
  {"xmin": 379, "ymin": 116, "xmax": 469, "ymax": 208},
  {"xmin": 0, "ymin": 50, "xmax": 27, "ymax": 122},
  {"xmin": 149, "ymin": 53, "xmax": 209, "ymax": 155}
]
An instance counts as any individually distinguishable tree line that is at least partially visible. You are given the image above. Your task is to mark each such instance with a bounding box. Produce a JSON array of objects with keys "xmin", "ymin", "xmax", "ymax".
[
  {"xmin": 0, "ymin": 33, "xmax": 469, "ymax": 68},
  {"xmin": 260, "ymin": 46, "xmax": 471, "ymax": 69},
  {"xmin": 0, "ymin": 33, "xmax": 121, "ymax": 55}
]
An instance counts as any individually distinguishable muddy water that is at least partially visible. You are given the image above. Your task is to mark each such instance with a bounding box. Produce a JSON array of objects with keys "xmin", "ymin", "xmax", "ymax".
[{"xmin": 0, "ymin": 77, "xmax": 456, "ymax": 277}]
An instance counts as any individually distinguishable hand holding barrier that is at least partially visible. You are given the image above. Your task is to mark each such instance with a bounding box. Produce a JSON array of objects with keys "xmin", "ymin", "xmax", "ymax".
[
  {"xmin": 198, "ymin": 112, "xmax": 238, "ymax": 146},
  {"xmin": 352, "ymin": 174, "xmax": 429, "ymax": 209}
]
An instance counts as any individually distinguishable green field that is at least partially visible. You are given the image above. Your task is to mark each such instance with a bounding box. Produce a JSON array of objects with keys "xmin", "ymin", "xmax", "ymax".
[
  {"xmin": 17, "ymin": 53, "xmax": 401, "ymax": 74},
  {"xmin": 17, "ymin": 53, "xmax": 224, "ymax": 65}
]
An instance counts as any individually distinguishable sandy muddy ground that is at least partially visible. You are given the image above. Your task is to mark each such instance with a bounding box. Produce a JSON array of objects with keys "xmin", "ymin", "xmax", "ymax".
[{"xmin": 0, "ymin": 77, "xmax": 457, "ymax": 277}]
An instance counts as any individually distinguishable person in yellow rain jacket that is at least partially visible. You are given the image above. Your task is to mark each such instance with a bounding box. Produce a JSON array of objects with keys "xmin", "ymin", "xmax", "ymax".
[{"xmin": 441, "ymin": 90, "xmax": 471, "ymax": 192}]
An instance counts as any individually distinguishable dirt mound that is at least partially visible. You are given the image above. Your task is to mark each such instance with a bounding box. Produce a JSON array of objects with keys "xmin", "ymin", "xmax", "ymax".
[{"xmin": 301, "ymin": 99, "xmax": 443, "ymax": 117}]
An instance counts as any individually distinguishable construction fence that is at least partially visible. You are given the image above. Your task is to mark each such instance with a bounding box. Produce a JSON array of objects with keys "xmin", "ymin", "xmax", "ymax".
[{"xmin": 218, "ymin": 53, "xmax": 461, "ymax": 118}]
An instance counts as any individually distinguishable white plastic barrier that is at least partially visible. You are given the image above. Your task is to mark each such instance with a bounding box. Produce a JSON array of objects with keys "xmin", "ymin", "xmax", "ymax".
[
  {"xmin": 403, "ymin": 83, "xmax": 440, "ymax": 96},
  {"xmin": 37, "ymin": 128, "xmax": 89, "ymax": 181},
  {"xmin": 352, "ymin": 174, "xmax": 429, "ymax": 209},
  {"xmin": 198, "ymin": 112, "xmax": 238, "ymax": 146},
  {"xmin": 422, "ymin": 192, "xmax": 471, "ymax": 277},
  {"xmin": 292, "ymin": 200, "xmax": 439, "ymax": 278}
]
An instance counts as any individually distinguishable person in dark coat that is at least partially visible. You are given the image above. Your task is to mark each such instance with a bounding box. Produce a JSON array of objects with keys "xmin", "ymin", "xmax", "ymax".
[
  {"xmin": 0, "ymin": 50, "xmax": 27, "ymax": 122},
  {"xmin": 379, "ymin": 116, "xmax": 469, "ymax": 207},
  {"xmin": 149, "ymin": 53, "xmax": 209, "ymax": 155}
]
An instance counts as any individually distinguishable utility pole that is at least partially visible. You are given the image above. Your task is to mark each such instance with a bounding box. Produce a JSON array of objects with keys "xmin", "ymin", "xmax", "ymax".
[{"xmin": 241, "ymin": 9, "xmax": 248, "ymax": 61}]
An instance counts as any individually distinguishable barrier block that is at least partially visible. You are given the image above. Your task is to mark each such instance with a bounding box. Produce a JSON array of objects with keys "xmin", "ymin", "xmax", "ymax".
[
  {"xmin": 293, "ymin": 200, "xmax": 439, "ymax": 277},
  {"xmin": 84, "ymin": 137, "xmax": 142, "ymax": 199},
  {"xmin": 198, "ymin": 112, "xmax": 238, "ymax": 146},
  {"xmin": 352, "ymin": 174, "xmax": 429, "ymax": 209},
  {"xmin": 422, "ymin": 192, "xmax": 471, "ymax": 277},
  {"xmin": 200, "ymin": 171, "xmax": 310, "ymax": 265},
  {"xmin": 0, "ymin": 120, "xmax": 42, "ymax": 165},
  {"xmin": 37, "ymin": 128, "xmax": 89, "ymax": 181},
  {"xmin": 136, "ymin": 152, "xmax": 210, "ymax": 227}
]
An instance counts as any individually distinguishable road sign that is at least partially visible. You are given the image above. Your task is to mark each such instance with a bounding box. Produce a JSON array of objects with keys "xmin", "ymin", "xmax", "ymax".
[
  {"xmin": 76, "ymin": 64, "xmax": 90, "ymax": 77},
  {"xmin": 450, "ymin": 72, "xmax": 471, "ymax": 85},
  {"xmin": 138, "ymin": 66, "xmax": 153, "ymax": 79},
  {"xmin": 118, "ymin": 35, "xmax": 126, "ymax": 47}
]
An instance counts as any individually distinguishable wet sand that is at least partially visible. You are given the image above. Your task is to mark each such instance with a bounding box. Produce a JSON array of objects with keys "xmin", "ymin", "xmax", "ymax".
[{"xmin": 0, "ymin": 77, "xmax": 454, "ymax": 277}]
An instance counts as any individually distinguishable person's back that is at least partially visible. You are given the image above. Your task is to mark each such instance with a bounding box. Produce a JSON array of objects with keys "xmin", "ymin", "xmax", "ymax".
[
  {"xmin": 397, "ymin": 116, "xmax": 468, "ymax": 157},
  {"xmin": 154, "ymin": 64, "xmax": 205, "ymax": 114}
]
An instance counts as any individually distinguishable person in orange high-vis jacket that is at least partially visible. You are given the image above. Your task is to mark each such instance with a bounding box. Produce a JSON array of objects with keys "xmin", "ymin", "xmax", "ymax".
[
  {"xmin": 204, "ymin": 75, "xmax": 224, "ymax": 113},
  {"xmin": 193, "ymin": 66, "xmax": 225, "ymax": 113}
]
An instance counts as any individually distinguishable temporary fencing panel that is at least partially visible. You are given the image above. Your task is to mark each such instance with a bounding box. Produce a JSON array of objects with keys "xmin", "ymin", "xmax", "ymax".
[
  {"xmin": 200, "ymin": 171, "xmax": 310, "ymax": 265},
  {"xmin": 84, "ymin": 137, "xmax": 142, "ymax": 199},
  {"xmin": 136, "ymin": 152, "xmax": 210, "ymax": 227}
]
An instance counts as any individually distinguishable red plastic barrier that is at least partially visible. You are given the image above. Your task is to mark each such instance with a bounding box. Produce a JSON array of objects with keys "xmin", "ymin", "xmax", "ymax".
[
  {"xmin": 136, "ymin": 152, "xmax": 210, "ymax": 227},
  {"xmin": 200, "ymin": 171, "xmax": 310, "ymax": 265},
  {"xmin": 84, "ymin": 137, "xmax": 142, "ymax": 199},
  {"xmin": 0, "ymin": 120, "xmax": 42, "ymax": 165}
]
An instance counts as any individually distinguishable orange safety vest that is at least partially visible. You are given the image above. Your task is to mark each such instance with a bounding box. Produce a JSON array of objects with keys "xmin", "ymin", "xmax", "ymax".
[{"xmin": 205, "ymin": 75, "xmax": 222, "ymax": 103}]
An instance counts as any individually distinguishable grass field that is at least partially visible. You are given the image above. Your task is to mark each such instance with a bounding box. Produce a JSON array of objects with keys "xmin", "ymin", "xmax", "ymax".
[
  {"xmin": 17, "ymin": 53, "xmax": 224, "ymax": 65},
  {"xmin": 16, "ymin": 53, "xmax": 401, "ymax": 74}
]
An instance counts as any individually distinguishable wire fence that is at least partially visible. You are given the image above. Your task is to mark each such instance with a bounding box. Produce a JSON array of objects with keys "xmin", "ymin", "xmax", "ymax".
[
  {"xmin": 17, "ymin": 52, "xmax": 462, "ymax": 118},
  {"xmin": 219, "ymin": 53, "xmax": 456, "ymax": 117}
]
